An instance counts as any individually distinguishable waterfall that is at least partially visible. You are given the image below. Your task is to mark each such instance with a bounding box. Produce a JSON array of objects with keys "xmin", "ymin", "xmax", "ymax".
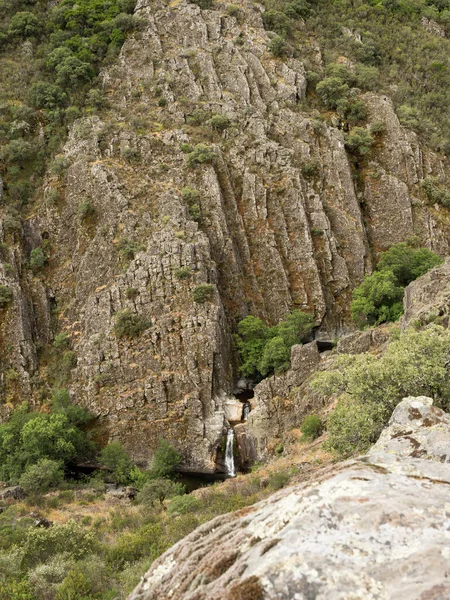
[
  {"xmin": 243, "ymin": 403, "xmax": 250, "ymax": 421},
  {"xmin": 225, "ymin": 428, "xmax": 236, "ymax": 477}
]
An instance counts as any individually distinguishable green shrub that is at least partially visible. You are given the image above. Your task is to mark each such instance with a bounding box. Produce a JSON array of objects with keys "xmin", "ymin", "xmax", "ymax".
[
  {"xmin": 137, "ymin": 478, "xmax": 185, "ymax": 506},
  {"xmin": 175, "ymin": 266, "xmax": 191, "ymax": 280},
  {"xmin": 114, "ymin": 309, "xmax": 151, "ymax": 338},
  {"xmin": 263, "ymin": 10, "xmax": 291, "ymax": 35},
  {"xmin": 107, "ymin": 522, "xmax": 165, "ymax": 570},
  {"xmin": 20, "ymin": 520, "xmax": 96, "ymax": 569},
  {"xmin": 209, "ymin": 114, "xmax": 231, "ymax": 132},
  {"xmin": 8, "ymin": 12, "xmax": 40, "ymax": 38},
  {"xmin": 193, "ymin": 283, "xmax": 215, "ymax": 303},
  {"xmin": 78, "ymin": 200, "xmax": 95, "ymax": 221},
  {"xmin": 50, "ymin": 156, "xmax": 70, "ymax": 176},
  {"xmin": 189, "ymin": 0, "xmax": 213, "ymax": 8},
  {"xmin": 376, "ymin": 242, "xmax": 443, "ymax": 286},
  {"xmin": 236, "ymin": 310, "xmax": 314, "ymax": 379},
  {"xmin": 312, "ymin": 325, "xmax": 450, "ymax": 456},
  {"xmin": 167, "ymin": 494, "xmax": 201, "ymax": 515},
  {"xmin": 150, "ymin": 440, "xmax": 181, "ymax": 478},
  {"xmin": 344, "ymin": 127, "xmax": 374, "ymax": 156},
  {"xmin": 300, "ymin": 415, "xmax": 323, "ymax": 440},
  {"xmin": 29, "ymin": 82, "xmax": 66, "ymax": 110},
  {"xmin": 268, "ymin": 35, "xmax": 289, "ymax": 58},
  {"xmin": 226, "ymin": 4, "xmax": 241, "ymax": 17},
  {"xmin": 421, "ymin": 177, "xmax": 450, "ymax": 207},
  {"xmin": 351, "ymin": 270, "xmax": 404, "ymax": 329},
  {"xmin": 29, "ymin": 247, "xmax": 45, "ymax": 272},
  {"xmin": 351, "ymin": 242, "xmax": 442, "ymax": 328},
  {"xmin": 117, "ymin": 238, "xmax": 142, "ymax": 261},
  {"xmin": 2, "ymin": 140, "xmax": 35, "ymax": 165},
  {"xmin": 268, "ymin": 470, "xmax": 291, "ymax": 490},
  {"xmin": 0, "ymin": 285, "xmax": 13, "ymax": 308},
  {"xmin": 100, "ymin": 442, "xmax": 134, "ymax": 484},
  {"xmin": 186, "ymin": 144, "xmax": 216, "ymax": 168},
  {"xmin": 19, "ymin": 459, "xmax": 64, "ymax": 494},
  {"xmin": 0, "ymin": 578, "xmax": 35, "ymax": 600},
  {"xmin": 53, "ymin": 333, "xmax": 70, "ymax": 350},
  {"xmin": 122, "ymin": 146, "xmax": 141, "ymax": 162},
  {"xmin": 316, "ymin": 76, "xmax": 349, "ymax": 109},
  {"xmin": 301, "ymin": 159, "xmax": 320, "ymax": 178}
]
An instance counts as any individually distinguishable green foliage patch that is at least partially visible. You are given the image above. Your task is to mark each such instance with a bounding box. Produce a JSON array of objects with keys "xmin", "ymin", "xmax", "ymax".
[
  {"xmin": 236, "ymin": 310, "xmax": 314, "ymax": 379},
  {"xmin": 351, "ymin": 242, "xmax": 442, "ymax": 328},
  {"xmin": 312, "ymin": 325, "xmax": 450, "ymax": 456}
]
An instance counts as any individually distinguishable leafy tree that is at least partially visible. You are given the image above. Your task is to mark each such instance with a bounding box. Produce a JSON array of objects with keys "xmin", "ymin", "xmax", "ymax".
[
  {"xmin": 29, "ymin": 82, "xmax": 66, "ymax": 110},
  {"xmin": 186, "ymin": 144, "xmax": 216, "ymax": 168},
  {"xmin": 235, "ymin": 316, "xmax": 270, "ymax": 378},
  {"xmin": 351, "ymin": 270, "xmax": 404, "ymax": 328},
  {"xmin": 100, "ymin": 441, "xmax": 134, "ymax": 484},
  {"xmin": 20, "ymin": 413, "xmax": 87, "ymax": 466},
  {"xmin": 50, "ymin": 388, "xmax": 92, "ymax": 426},
  {"xmin": 268, "ymin": 35, "xmax": 289, "ymax": 57},
  {"xmin": 8, "ymin": 12, "xmax": 40, "ymax": 38},
  {"xmin": 259, "ymin": 335, "xmax": 291, "ymax": 375},
  {"xmin": 316, "ymin": 76, "xmax": 349, "ymax": 109},
  {"xmin": 351, "ymin": 242, "xmax": 442, "ymax": 328},
  {"xmin": 344, "ymin": 127, "xmax": 374, "ymax": 156},
  {"xmin": 137, "ymin": 478, "xmax": 185, "ymax": 506},
  {"xmin": 300, "ymin": 414, "xmax": 323, "ymax": 440},
  {"xmin": 0, "ymin": 403, "xmax": 91, "ymax": 483},
  {"xmin": 19, "ymin": 459, "xmax": 64, "ymax": 493},
  {"xmin": 312, "ymin": 325, "xmax": 450, "ymax": 455},
  {"xmin": 236, "ymin": 310, "xmax": 314, "ymax": 379},
  {"xmin": 150, "ymin": 440, "xmax": 181, "ymax": 478},
  {"xmin": 377, "ymin": 242, "xmax": 443, "ymax": 286}
]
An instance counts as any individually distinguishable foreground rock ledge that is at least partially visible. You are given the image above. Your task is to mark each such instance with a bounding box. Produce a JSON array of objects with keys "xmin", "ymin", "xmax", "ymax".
[{"xmin": 129, "ymin": 397, "xmax": 450, "ymax": 600}]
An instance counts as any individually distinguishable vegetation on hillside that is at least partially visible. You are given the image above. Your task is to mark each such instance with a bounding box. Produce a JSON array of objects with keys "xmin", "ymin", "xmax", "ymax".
[
  {"xmin": 235, "ymin": 310, "xmax": 315, "ymax": 379},
  {"xmin": 0, "ymin": 0, "xmax": 139, "ymax": 206},
  {"xmin": 350, "ymin": 242, "xmax": 442, "ymax": 328},
  {"xmin": 262, "ymin": 0, "xmax": 450, "ymax": 155},
  {"xmin": 0, "ymin": 443, "xmax": 298, "ymax": 600},
  {"xmin": 312, "ymin": 324, "xmax": 450, "ymax": 456}
]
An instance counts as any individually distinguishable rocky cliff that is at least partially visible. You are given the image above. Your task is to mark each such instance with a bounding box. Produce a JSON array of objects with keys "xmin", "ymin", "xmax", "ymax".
[
  {"xmin": 1, "ymin": 0, "xmax": 450, "ymax": 470},
  {"xmin": 128, "ymin": 396, "xmax": 450, "ymax": 600}
]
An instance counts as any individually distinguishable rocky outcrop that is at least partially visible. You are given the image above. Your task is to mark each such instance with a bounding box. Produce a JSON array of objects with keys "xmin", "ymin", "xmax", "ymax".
[
  {"xmin": 402, "ymin": 258, "xmax": 450, "ymax": 330},
  {"xmin": 128, "ymin": 396, "xmax": 450, "ymax": 600},
  {"xmin": 245, "ymin": 341, "xmax": 322, "ymax": 457},
  {"xmin": 2, "ymin": 0, "xmax": 450, "ymax": 469}
]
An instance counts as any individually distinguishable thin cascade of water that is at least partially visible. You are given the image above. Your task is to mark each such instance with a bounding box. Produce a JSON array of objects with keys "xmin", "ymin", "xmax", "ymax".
[
  {"xmin": 225, "ymin": 428, "xmax": 235, "ymax": 477},
  {"xmin": 243, "ymin": 403, "xmax": 250, "ymax": 421}
]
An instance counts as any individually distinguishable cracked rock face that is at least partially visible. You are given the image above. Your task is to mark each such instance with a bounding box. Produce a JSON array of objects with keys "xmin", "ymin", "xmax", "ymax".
[
  {"xmin": 128, "ymin": 396, "xmax": 450, "ymax": 600},
  {"xmin": 2, "ymin": 0, "xmax": 450, "ymax": 468}
]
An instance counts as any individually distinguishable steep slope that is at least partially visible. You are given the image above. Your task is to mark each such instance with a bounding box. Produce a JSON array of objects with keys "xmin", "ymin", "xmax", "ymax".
[{"xmin": 1, "ymin": 0, "xmax": 450, "ymax": 470}]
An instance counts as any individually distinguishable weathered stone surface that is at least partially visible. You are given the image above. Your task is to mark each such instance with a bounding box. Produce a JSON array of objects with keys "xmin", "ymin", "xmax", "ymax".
[
  {"xmin": 367, "ymin": 396, "xmax": 450, "ymax": 463},
  {"xmin": 246, "ymin": 342, "xmax": 322, "ymax": 457},
  {"xmin": 129, "ymin": 397, "xmax": 450, "ymax": 600},
  {"xmin": 337, "ymin": 326, "xmax": 391, "ymax": 354},
  {"xmin": 402, "ymin": 258, "xmax": 450, "ymax": 330},
  {"xmin": 0, "ymin": 486, "xmax": 26, "ymax": 501}
]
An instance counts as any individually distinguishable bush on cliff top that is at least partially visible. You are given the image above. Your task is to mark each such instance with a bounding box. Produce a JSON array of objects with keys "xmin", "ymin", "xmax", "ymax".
[
  {"xmin": 312, "ymin": 324, "xmax": 450, "ymax": 456},
  {"xmin": 351, "ymin": 242, "xmax": 442, "ymax": 329}
]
